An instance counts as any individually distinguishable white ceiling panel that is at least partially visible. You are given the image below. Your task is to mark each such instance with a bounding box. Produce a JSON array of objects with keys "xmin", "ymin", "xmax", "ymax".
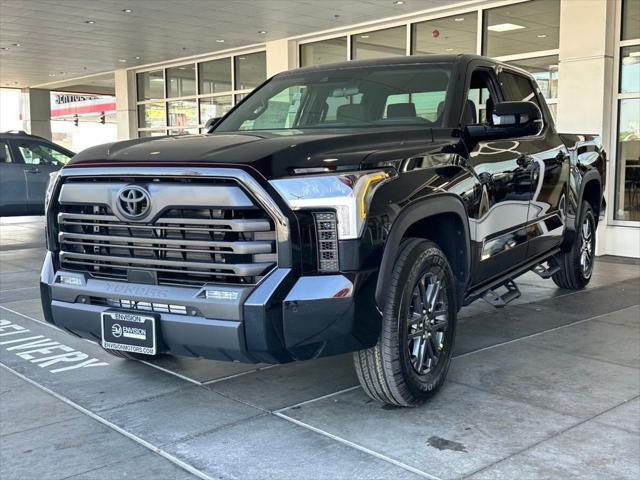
[{"xmin": 0, "ymin": 0, "xmax": 460, "ymax": 88}]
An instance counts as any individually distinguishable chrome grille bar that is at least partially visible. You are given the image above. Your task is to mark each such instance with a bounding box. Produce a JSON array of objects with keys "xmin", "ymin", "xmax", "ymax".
[{"xmin": 55, "ymin": 173, "xmax": 280, "ymax": 287}]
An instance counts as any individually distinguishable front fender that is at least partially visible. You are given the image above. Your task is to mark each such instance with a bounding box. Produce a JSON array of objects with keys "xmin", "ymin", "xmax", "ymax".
[{"xmin": 374, "ymin": 193, "xmax": 471, "ymax": 310}]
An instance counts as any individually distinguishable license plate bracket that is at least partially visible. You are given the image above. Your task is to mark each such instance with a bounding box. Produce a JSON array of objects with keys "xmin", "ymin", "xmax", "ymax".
[{"xmin": 101, "ymin": 311, "xmax": 157, "ymax": 356}]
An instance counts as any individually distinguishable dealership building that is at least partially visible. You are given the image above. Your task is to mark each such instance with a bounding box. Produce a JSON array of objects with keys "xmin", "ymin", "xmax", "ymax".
[{"xmin": 2, "ymin": 0, "xmax": 639, "ymax": 257}]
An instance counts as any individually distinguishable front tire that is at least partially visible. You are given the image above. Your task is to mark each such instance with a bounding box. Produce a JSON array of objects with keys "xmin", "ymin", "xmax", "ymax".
[
  {"xmin": 552, "ymin": 201, "xmax": 596, "ymax": 290},
  {"xmin": 353, "ymin": 238, "xmax": 457, "ymax": 407}
]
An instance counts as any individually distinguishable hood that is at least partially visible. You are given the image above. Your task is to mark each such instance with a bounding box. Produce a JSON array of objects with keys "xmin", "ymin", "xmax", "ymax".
[{"xmin": 68, "ymin": 127, "xmax": 453, "ymax": 179}]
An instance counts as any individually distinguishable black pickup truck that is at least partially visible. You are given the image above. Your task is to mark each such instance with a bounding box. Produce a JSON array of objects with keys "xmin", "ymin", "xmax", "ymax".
[{"xmin": 40, "ymin": 55, "xmax": 605, "ymax": 406}]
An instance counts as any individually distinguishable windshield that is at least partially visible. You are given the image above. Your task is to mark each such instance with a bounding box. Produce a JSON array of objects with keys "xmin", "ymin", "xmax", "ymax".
[{"xmin": 215, "ymin": 63, "xmax": 452, "ymax": 132}]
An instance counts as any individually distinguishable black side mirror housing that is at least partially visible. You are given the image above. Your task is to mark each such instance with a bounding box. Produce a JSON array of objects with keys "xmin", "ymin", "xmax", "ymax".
[
  {"xmin": 465, "ymin": 101, "xmax": 543, "ymax": 141},
  {"xmin": 204, "ymin": 117, "xmax": 222, "ymax": 133}
]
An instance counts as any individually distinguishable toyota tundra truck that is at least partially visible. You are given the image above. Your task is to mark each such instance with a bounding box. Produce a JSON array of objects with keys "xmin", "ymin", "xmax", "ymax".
[{"xmin": 40, "ymin": 55, "xmax": 606, "ymax": 406}]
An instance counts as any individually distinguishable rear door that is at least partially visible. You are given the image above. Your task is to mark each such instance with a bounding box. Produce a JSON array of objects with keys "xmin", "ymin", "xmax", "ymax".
[
  {"xmin": 0, "ymin": 140, "xmax": 27, "ymax": 215},
  {"xmin": 496, "ymin": 68, "xmax": 568, "ymax": 258},
  {"xmin": 13, "ymin": 139, "xmax": 73, "ymax": 212}
]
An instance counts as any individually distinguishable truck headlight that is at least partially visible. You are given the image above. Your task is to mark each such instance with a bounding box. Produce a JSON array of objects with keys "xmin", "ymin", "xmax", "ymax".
[
  {"xmin": 44, "ymin": 170, "xmax": 61, "ymax": 214},
  {"xmin": 270, "ymin": 170, "xmax": 394, "ymax": 240}
]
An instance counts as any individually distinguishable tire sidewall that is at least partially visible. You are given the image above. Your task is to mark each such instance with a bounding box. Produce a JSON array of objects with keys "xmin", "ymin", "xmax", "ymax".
[{"xmin": 391, "ymin": 242, "xmax": 457, "ymax": 399}]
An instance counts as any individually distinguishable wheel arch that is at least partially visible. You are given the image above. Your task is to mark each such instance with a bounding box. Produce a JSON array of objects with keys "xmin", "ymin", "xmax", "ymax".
[{"xmin": 374, "ymin": 194, "xmax": 471, "ymax": 310}]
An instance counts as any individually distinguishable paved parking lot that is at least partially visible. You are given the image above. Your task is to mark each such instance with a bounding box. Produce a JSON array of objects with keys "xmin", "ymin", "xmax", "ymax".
[{"xmin": 1, "ymin": 216, "xmax": 639, "ymax": 480}]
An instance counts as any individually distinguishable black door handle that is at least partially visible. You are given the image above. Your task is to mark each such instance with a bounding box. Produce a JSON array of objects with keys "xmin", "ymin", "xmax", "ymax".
[{"xmin": 24, "ymin": 167, "xmax": 41, "ymax": 174}]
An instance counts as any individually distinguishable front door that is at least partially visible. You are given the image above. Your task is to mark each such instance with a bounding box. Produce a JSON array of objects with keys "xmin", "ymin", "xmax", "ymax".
[
  {"xmin": 0, "ymin": 140, "xmax": 27, "ymax": 215},
  {"xmin": 13, "ymin": 139, "xmax": 73, "ymax": 213},
  {"xmin": 496, "ymin": 68, "xmax": 568, "ymax": 259},
  {"xmin": 463, "ymin": 67, "xmax": 533, "ymax": 286}
]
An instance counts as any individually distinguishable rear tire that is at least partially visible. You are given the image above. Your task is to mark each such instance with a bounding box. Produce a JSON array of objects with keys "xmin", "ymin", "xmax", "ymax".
[
  {"xmin": 353, "ymin": 238, "xmax": 457, "ymax": 407},
  {"xmin": 552, "ymin": 201, "xmax": 596, "ymax": 290}
]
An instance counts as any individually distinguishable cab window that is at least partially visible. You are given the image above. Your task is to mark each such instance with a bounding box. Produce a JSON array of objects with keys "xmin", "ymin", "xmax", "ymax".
[
  {"xmin": 16, "ymin": 141, "xmax": 72, "ymax": 166},
  {"xmin": 464, "ymin": 69, "xmax": 497, "ymax": 126},
  {"xmin": 498, "ymin": 71, "xmax": 540, "ymax": 107}
]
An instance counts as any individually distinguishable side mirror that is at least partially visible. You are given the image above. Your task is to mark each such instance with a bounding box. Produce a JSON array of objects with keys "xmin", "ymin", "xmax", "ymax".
[
  {"xmin": 204, "ymin": 117, "xmax": 222, "ymax": 133},
  {"xmin": 465, "ymin": 101, "xmax": 543, "ymax": 141}
]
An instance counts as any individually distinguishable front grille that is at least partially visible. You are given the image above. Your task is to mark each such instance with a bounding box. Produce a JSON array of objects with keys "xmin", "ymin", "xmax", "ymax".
[{"xmin": 55, "ymin": 177, "xmax": 277, "ymax": 287}]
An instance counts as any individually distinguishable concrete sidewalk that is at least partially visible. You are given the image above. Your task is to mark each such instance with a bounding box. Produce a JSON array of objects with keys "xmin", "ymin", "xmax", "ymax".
[{"xmin": 1, "ymin": 216, "xmax": 638, "ymax": 480}]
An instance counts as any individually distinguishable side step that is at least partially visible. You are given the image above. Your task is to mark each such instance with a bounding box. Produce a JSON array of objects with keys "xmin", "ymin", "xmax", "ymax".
[
  {"xmin": 532, "ymin": 261, "xmax": 560, "ymax": 279},
  {"xmin": 481, "ymin": 279, "xmax": 521, "ymax": 308}
]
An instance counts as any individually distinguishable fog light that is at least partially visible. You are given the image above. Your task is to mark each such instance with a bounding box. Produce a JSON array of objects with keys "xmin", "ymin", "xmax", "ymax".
[
  {"xmin": 314, "ymin": 212, "xmax": 339, "ymax": 272},
  {"xmin": 58, "ymin": 275, "xmax": 83, "ymax": 286},
  {"xmin": 204, "ymin": 289, "xmax": 240, "ymax": 301}
]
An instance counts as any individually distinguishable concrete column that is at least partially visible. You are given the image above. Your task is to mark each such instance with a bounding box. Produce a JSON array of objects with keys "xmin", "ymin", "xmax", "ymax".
[
  {"xmin": 114, "ymin": 69, "xmax": 137, "ymax": 140},
  {"xmin": 22, "ymin": 88, "xmax": 52, "ymax": 140},
  {"xmin": 556, "ymin": 0, "xmax": 622, "ymax": 256},
  {"xmin": 265, "ymin": 39, "xmax": 297, "ymax": 77},
  {"xmin": 556, "ymin": 0, "xmax": 616, "ymax": 139}
]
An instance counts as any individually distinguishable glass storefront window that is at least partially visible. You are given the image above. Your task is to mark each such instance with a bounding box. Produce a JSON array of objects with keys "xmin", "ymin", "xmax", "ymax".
[
  {"xmin": 620, "ymin": 46, "xmax": 640, "ymax": 94},
  {"xmin": 483, "ymin": 0, "xmax": 560, "ymax": 57},
  {"xmin": 235, "ymin": 52, "xmax": 266, "ymax": 90},
  {"xmin": 199, "ymin": 96, "xmax": 232, "ymax": 123},
  {"xmin": 507, "ymin": 55, "xmax": 559, "ymax": 99},
  {"xmin": 300, "ymin": 37, "xmax": 348, "ymax": 67},
  {"xmin": 615, "ymin": 98, "xmax": 640, "ymax": 221},
  {"xmin": 166, "ymin": 64, "xmax": 196, "ymax": 98},
  {"xmin": 622, "ymin": 0, "xmax": 640, "ymax": 41},
  {"xmin": 138, "ymin": 102, "xmax": 165, "ymax": 128},
  {"xmin": 168, "ymin": 99, "xmax": 197, "ymax": 127},
  {"xmin": 412, "ymin": 12, "xmax": 477, "ymax": 55},
  {"xmin": 352, "ymin": 26, "xmax": 406, "ymax": 60},
  {"xmin": 137, "ymin": 70, "xmax": 164, "ymax": 101},
  {"xmin": 199, "ymin": 59, "xmax": 232, "ymax": 95}
]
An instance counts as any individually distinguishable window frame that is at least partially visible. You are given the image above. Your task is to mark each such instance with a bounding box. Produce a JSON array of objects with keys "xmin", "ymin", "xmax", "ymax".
[
  {"xmin": 609, "ymin": 0, "xmax": 640, "ymax": 226},
  {"xmin": 135, "ymin": 48, "xmax": 266, "ymax": 137}
]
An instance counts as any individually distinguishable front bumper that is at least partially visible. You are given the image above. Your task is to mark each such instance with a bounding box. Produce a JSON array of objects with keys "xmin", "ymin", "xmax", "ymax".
[{"xmin": 40, "ymin": 252, "xmax": 379, "ymax": 363}]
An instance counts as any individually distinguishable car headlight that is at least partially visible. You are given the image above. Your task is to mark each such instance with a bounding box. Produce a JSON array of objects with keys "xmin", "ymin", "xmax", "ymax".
[
  {"xmin": 269, "ymin": 170, "xmax": 394, "ymax": 240},
  {"xmin": 44, "ymin": 170, "xmax": 61, "ymax": 214}
]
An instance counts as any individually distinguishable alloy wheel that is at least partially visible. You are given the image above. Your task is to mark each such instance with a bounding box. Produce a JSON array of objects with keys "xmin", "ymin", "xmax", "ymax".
[
  {"xmin": 407, "ymin": 271, "xmax": 449, "ymax": 375},
  {"xmin": 579, "ymin": 215, "xmax": 594, "ymax": 278}
]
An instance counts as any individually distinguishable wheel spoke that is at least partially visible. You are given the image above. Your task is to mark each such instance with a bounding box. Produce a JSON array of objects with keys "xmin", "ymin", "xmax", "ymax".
[
  {"xmin": 425, "ymin": 279, "xmax": 442, "ymax": 313},
  {"xmin": 415, "ymin": 337, "xmax": 426, "ymax": 373}
]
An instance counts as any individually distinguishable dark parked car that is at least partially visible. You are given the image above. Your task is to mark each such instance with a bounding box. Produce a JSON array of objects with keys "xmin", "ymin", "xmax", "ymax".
[
  {"xmin": 0, "ymin": 131, "xmax": 74, "ymax": 216},
  {"xmin": 40, "ymin": 55, "xmax": 605, "ymax": 406}
]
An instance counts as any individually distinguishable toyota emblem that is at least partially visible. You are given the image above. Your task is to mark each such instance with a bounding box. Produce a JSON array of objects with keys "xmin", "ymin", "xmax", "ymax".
[{"xmin": 117, "ymin": 185, "xmax": 150, "ymax": 219}]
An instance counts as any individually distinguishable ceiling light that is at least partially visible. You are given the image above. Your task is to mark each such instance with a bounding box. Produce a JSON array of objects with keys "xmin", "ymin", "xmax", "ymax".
[
  {"xmin": 446, "ymin": 48, "xmax": 454, "ymax": 51},
  {"xmin": 487, "ymin": 23, "xmax": 525, "ymax": 32},
  {"xmin": 134, "ymin": 56, "xmax": 142, "ymax": 60},
  {"xmin": 258, "ymin": 30, "xmax": 267, "ymax": 34},
  {"xmin": 48, "ymin": 73, "xmax": 56, "ymax": 77},
  {"xmin": 360, "ymin": 35, "xmax": 370, "ymax": 39},
  {"xmin": 216, "ymin": 39, "xmax": 225, "ymax": 43},
  {"xmin": 118, "ymin": 58, "xmax": 127, "ymax": 63},
  {"xmin": 12, "ymin": 43, "xmax": 21, "ymax": 47},
  {"xmin": 629, "ymin": 52, "xmax": 640, "ymax": 58},
  {"xmin": 0, "ymin": 47, "xmax": 9, "ymax": 51},
  {"xmin": 85, "ymin": 20, "xmax": 95, "ymax": 24},
  {"xmin": 122, "ymin": 8, "xmax": 133, "ymax": 13},
  {"xmin": 537, "ymin": 34, "xmax": 547, "ymax": 38},
  {"xmin": 393, "ymin": 1, "xmax": 405, "ymax": 5},
  {"xmin": 454, "ymin": 17, "xmax": 465, "ymax": 22}
]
